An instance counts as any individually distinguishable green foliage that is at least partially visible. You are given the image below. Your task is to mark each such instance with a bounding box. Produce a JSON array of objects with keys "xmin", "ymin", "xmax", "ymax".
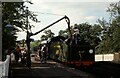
[
  {"xmin": 107, "ymin": 3, "xmax": 119, "ymax": 22},
  {"xmin": 72, "ymin": 23, "xmax": 101, "ymax": 47},
  {"xmin": 2, "ymin": 2, "xmax": 24, "ymax": 52},
  {"xmin": 30, "ymin": 40, "xmax": 40, "ymax": 48},
  {"xmin": 58, "ymin": 22, "xmax": 102, "ymax": 48},
  {"xmin": 58, "ymin": 30, "xmax": 68, "ymax": 38},
  {"xmin": 2, "ymin": 2, "xmax": 39, "ymax": 30},
  {"xmin": 40, "ymin": 30, "xmax": 55, "ymax": 41},
  {"xmin": 111, "ymin": 19, "xmax": 120, "ymax": 52},
  {"xmin": 96, "ymin": 2, "xmax": 120, "ymax": 54},
  {"xmin": 2, "ymin": 2, "xmax": 39, "ymax": 60}
]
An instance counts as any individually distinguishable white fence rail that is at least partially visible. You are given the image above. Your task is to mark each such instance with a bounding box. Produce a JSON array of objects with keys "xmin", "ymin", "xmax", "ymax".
[
  {"xmin": 95, "ymin": 54, "xmax": 114, "ymax": 61},
  {"xmin": 0, "ymin": 55, "xmax": 10, "ymax": 78},
  {"xmin": 95, "ymin": 53, "xmax": 120, "ymax": 62}
]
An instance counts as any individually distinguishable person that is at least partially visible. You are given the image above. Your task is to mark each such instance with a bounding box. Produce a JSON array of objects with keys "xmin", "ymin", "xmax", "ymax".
[
  {"xmin": 73, "ymin": 27, "xmax": 80, "ymax": 44},
  {"xmin": 14, "ymin": 46, "xmax": 21, "ymax": 63},
  {"xmin": 40, "ymin": 44, "xmax": 47, "ymax": 63},
  {"xmin": 73, "ymin": 27, "xmax": 79, "ymax": 35},
  {"xmin": 20, "ymin": 48, "xmax": 27, "ymax": 64}
]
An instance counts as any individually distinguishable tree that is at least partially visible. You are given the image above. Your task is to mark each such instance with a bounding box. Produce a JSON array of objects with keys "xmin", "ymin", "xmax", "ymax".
[
  {"xmin": 72, "ymin": 23, "xmax": 101, "ymax": 47},
  {"xmin": 2, "ymin": 2, "xmax": 39, "ymax": 60},
  {"xmin": 95, "ymin": 17, "xmax": 111, "ymax": 54},
  {"xmin": 106, "ymin": 2, "xmax": 120, "ymax": 52},
  {"xmin": 57, "ymin": 22, "xmax": 101, "ymax": 48},
  {"xmin": 58, "ymin": 30, "xmax": 68, "ymax": 38},
  {"xmin": 96, "ymin": 2, "xmax": 120, "ymax": 53},
  {"xmin": 40, "ymin": 30, "xmax": 55, "ymax": 41},
  {"xmin": 41, "ymin": 35, "xmax": 48, "ymax": 41},
  {"xmin": 30, "ymin": 40, "xmax": 40, "ymax": 50},
  {"xmin": 107, "ymin": 3, "xmax": 119, "ymax": 24}
]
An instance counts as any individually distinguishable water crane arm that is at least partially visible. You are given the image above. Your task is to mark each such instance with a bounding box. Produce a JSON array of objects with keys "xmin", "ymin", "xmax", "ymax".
[{"xmin": 31, "ymin": 15, "xmax": 72, "ymax": 37}]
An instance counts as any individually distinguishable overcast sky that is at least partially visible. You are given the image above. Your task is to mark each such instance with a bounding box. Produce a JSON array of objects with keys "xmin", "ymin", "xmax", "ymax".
[{"xmin": 16, "ymin": 0, "xmax": 120, "ymax": 40}]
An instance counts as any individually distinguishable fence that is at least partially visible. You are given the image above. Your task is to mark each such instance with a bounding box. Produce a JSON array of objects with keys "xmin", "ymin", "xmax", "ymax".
[
  {"xmin": 95, "ymin": 53, "xmax": 120, "ymax": 62},
  {"xmin": 0, "ymin": 55, "xmax": 10, "ymax": 78},
  {"xmin": 95, "ymin": 54, "xmax": 114, "ymax": 61}
]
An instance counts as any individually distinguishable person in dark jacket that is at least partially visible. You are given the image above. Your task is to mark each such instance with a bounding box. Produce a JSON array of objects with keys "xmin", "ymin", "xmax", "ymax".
[
  {"xmin": 40, "ymin": 44, "xmax": 47, "ymax": 63},
  {"xmin": 14, "ymin": 46, "xmax": 21, "ymax": 63}
]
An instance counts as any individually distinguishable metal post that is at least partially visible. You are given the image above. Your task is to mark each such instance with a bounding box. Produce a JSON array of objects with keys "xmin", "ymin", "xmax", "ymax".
[
  {"xmin": 26, "ymin": 7, "xmax": 31, "ymax": 68},
  {"xmin": 0, "ymin": 1, "xmax": 2, "ymax": 61}
]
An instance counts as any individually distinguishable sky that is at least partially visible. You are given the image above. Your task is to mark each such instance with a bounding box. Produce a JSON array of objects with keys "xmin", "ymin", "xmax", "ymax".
[{"xmin": 16, "ymin": 0, "xmax": 120, "ymax": 40}]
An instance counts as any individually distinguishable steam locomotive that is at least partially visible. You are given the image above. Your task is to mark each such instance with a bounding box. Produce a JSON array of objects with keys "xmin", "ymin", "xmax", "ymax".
[{"xmin": 48, "ymin": 36, "xmax": 95, "ymax": 68}]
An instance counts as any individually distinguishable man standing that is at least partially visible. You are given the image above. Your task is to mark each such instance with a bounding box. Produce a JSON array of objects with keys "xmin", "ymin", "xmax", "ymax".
[
  {"xmin": 73, "ymin": 27, "xmax": 80, "ymax": 44},
  {"xmin": 40, "ymin": 44, "xmax": 47, "ymax": 63},
  {"xmin": 14, "ymin": 46, "xmax": 21, "ymax": 63}
]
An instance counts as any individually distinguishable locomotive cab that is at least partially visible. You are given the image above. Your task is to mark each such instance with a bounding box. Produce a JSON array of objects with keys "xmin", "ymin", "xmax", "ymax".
[{"xmin": 67, "ymin": 38, "xmax": 95, "ymax": 67}]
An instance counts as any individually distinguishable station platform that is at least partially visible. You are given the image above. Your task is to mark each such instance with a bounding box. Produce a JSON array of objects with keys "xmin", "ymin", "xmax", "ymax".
[{"xmin": 10, "ymin": 60, "xmax": 98, "ymax": 78}]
